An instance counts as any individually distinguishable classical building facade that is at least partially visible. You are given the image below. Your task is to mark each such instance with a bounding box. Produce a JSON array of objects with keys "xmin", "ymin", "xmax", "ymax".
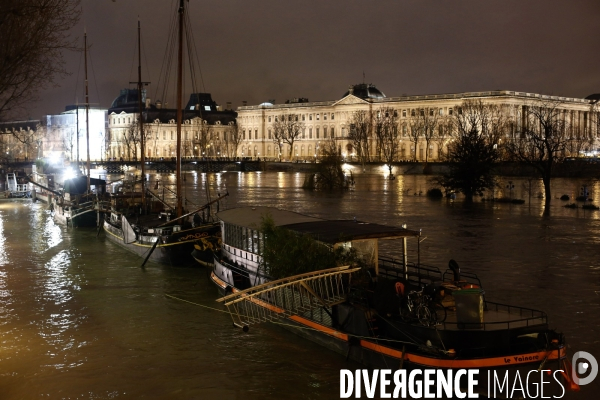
[
  {"xmin": 0, "ymin": 120, "xmax": 41, "ymax": 162},
  {"xmin": 107, "ymin": 89, "xmax": 237, "ymax": 160},
  {"xmin": 236, "ymin": 84, "xmax": 599, "ymax": 161}
]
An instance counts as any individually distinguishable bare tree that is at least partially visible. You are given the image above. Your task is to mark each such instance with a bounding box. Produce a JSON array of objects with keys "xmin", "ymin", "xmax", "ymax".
[
  {"xmin": 375, "ymin": 107, "xmax": 400, "ymax": 178},
  {"xmin": 197, "ymin": 120, "xmax": 213, "ymax": 158},
  {"xmin": 347, "ymin": 109, "xmax": 373, "ymax": 168},
  {"xmin": 272, "ymin": 113, "xmax": 304, "ymax": 160},
  {"xmin": 0, "ymin": 0, "xmax": 81, "ymax": 120},
  {"xmin": 225, "ymin": 122, "xmax": 242, "ymax": 159},
  {"xmin": 270, "ymin": 118, "xmax": 285, "ymax": 161},
  {"xmin": 63, "ymin": 126, "xmax": 77, "ymax": 161},
  {"xmin": 406, "ymin": 109, "xmax": 422, "ymax": 161},
  {"xmin": 405, "ymin": 107, "xmax": 440, "ymax": 162},
  {"xmin": 433, "ymin": 114, "xmax": 454, "ymax": 160},
  {"xmin": 420, "ymin": 107, "xmax": 440, "ymax": 162},
  {"xmin": 122, "ymin": 121, "xmax": 140, "ymax": 161},
  {"xmin": 504, "ymin": 99, "xmax": 579, "ymax": 210}
]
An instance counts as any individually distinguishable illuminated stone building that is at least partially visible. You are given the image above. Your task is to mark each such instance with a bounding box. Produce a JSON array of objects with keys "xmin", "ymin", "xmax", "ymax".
[
  {"xmin": 107, "ymin": 89, "xmax": 237, "ymax": 160},
  {"xmin": 236, "ymin": 84, "xmax": 599, "ymax": 161}
]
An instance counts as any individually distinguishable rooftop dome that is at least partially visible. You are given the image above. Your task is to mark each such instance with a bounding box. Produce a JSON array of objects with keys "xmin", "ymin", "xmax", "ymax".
[{"xmin": 342, "ymin": 83, "xmax": 386, "ymax": 100}]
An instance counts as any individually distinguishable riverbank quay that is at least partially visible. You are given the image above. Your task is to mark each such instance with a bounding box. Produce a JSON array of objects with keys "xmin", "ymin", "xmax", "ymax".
[
  {"xmin": 2, "ymin": 158, "xmax": 599, "ymax": 179},
  {"xmin": 260, "ymin": 160, "xmax": 600, "ymax": 178}
]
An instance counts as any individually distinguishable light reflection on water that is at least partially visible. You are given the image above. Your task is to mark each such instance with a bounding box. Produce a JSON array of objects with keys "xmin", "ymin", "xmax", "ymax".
[{"xmin": 0, "ymin": 173, "xmax": 598, "ymax": 399}]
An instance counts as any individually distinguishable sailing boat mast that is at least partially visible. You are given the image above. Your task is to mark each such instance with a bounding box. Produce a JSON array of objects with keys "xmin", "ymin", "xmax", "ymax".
[
  {"xmin": 175, "ymin": 0, "xmax": 184, "ymax": 218},
  {"xmin": 137, "ymin": 18, "xmax": 146, "ymax": 206},
  {"xmin": 84, "ymin": 31, "xmax": 91, "ymax": 192}
]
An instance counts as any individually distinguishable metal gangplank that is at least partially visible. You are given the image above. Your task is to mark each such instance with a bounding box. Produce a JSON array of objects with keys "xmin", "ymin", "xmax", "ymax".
[{"xmin": 217, "ymin": 266, "xmax": 360, "ymax": 331}]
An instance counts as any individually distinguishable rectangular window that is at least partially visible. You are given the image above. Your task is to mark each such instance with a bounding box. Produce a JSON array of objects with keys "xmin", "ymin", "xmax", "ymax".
[
  {"xmin": 268, "ymin": 129, "xmax": 272, "ymax": 139},
  {"xmin": 255, "ymin": 130, "xmax": 258, "ymax": 140},
  {"xmin": 303, "ymin": 129, "xmax": 307, "ymax": 139},
  {"xmin": 321, "ymin": 128, "xmax": 325, "ymax": 139},
  {"xmin": 302, "ymin": 115, "xmax": 305, "ymax": 121},
  {"xmin": 402, "ymin": 110, "xmax": 406, "ymax": 118},
  {"xmin": 331, "ymin": 127, "xmax": 335, "ymax": 137},
  {"xmin": 316, "ymin": 114, "xmax": 320, "ymax": 120},
  {"xmin": 171, "ymin": 131, "xmax": 174, "ymax": 140},
  {"xmin": 323, "ymin": 114, "xmax": 327, "ymax": 120},
  {"xmin": 331, "ymin": 113, "xmax": 335, "ymax": 120},
  {"xmin": 309, "ymin": 128, "xmax": 312, "ymax": 139},
  {"xmin": 309, "ymin": 114, "xmax": 312, "ymax": 121}
]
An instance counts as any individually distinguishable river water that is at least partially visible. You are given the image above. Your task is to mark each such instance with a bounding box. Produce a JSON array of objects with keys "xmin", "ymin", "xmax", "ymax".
[{"xmin": 0, "ymin": 172, "xmax": 599, "ymax": 399}]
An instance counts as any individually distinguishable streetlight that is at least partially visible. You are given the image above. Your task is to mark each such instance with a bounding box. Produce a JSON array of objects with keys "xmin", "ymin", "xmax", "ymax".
[{"xmin": 506, "ymin": 181, "xmax": 514, "ymax": 200}]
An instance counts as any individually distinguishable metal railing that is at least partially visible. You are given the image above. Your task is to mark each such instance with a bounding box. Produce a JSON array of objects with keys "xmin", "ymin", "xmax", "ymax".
[{"xmin": 217, "ymin": 266, "xmax": 359, "ymax": 330}]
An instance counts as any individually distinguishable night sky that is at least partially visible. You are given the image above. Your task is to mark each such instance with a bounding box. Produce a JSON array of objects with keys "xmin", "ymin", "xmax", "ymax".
[{"xmin": 30, "ymin": 0, "xmax": 600, "ymax": 119}]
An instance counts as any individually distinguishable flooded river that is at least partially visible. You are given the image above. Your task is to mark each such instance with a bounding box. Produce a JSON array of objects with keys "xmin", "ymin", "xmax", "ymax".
[{"xmin": 0, "ymin": 172, "xmax": 598, "ymax": 399}]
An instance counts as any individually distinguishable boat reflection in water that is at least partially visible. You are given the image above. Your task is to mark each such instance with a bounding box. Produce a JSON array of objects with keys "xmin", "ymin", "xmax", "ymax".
[{"xmin": 212, "ymin": 206, "xmax": 578, "ymax": 396}]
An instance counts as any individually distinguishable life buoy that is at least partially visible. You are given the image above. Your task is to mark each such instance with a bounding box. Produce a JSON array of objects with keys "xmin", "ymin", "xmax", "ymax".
[{"xmin": 395, "ymin": 282, "xmax": 405, "ymax": 296}]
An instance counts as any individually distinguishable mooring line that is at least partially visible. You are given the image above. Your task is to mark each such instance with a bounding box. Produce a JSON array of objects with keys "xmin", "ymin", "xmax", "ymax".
[
  {"xmin": 164, "ymin": 293, "xmax": 229, "ymax": 314},
  {"xmin": 166, "ymin": 293, "xmax": 418, "ymax": 347}
]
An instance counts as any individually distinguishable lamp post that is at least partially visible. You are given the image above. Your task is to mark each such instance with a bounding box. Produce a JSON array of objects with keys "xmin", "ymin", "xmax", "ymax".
[{"xmin": 506, "ymin": 181, "xmax": 515, "ymax": 200}]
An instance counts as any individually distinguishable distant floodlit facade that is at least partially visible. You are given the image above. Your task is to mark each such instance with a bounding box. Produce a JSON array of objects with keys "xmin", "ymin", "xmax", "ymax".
[
  {"xmin": 236, "ymin": 84, "xmax": 600, "ymax": 161},
  {"xmin": 107, "ymin": 89, "xmax": 237, "ymax": 160}
]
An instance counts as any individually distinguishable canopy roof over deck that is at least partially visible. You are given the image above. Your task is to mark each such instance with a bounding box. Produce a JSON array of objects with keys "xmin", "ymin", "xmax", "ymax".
[{"xmin": 216, "ymin": 207, "xmax": 421, "ymax": 244}]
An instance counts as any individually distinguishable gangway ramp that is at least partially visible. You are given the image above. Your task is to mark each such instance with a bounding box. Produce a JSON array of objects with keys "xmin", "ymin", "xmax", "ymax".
[{"xmin": 217, "ymin": 266, "xmax": 360, "ymax": 330}]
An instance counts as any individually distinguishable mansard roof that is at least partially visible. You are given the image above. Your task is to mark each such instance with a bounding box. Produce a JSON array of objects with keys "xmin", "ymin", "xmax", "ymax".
[{"xmin": 342, "ymin": 83, "xmax": 386, "ymax": 100}]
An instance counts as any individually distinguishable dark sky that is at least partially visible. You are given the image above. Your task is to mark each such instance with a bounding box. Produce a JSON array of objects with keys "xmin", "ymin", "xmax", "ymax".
[{"xmin": 29, "ymin": 0, "xmax": 600, "ymax": 119}]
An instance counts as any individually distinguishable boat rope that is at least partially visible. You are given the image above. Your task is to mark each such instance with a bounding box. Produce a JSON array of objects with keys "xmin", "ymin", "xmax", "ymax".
[
  {"xmin": 165, "ymin": 293, "xmax": 420, "ymax": 346},
  {"xmin": 377, "ymin": 316, "xmax": 421, "ymax": 346},
  {"xmin": 165, "ymin": 293, "xmax": 230, "ymax": 314}
]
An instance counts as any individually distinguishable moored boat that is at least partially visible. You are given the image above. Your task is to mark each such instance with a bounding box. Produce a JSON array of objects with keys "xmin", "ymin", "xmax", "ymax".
[
  {"xmin": 101, "ymin": 9, "xmax": 226, "ymax": 267},
  {"xmin": 212, "ymin": 206, "xmax": 579, "ymax": 395},
  {"xmin": 53, "ymin": 175, "xmax": 106, "ymax": 228}
]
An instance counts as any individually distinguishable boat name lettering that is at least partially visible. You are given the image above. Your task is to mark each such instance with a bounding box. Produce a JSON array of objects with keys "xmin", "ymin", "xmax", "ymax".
[{"xmin": 510, "ymin": 355, "xmax": 539, "ymax": 363}]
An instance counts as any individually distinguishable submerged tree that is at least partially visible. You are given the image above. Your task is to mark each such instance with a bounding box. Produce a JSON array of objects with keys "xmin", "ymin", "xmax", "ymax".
[
  {"xmin": 0, "ymin": 0, "xmax": 81, "ymax": 120},
  {"xmin": 312, "ymin": 138, "xmax": 348, "ymax": 190},
  {"xmin": 504, "ymin": 99, "xmax": 580, "ymax": 211},
  {"xmin": 438, "ymin": 100, "xmax": 505, "ymax": 201}
]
